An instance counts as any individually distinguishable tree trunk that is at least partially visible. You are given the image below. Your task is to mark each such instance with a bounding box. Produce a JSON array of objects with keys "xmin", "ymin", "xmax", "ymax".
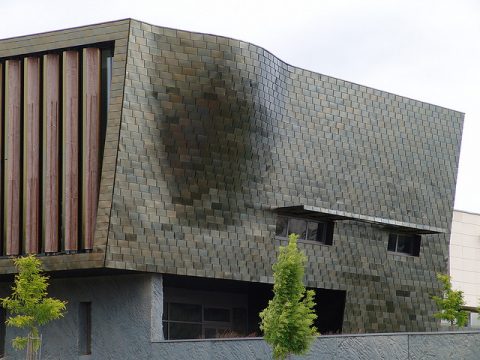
[{"xmin": 26, "ymin": 333, "xmax": 41, "ymax": 360}]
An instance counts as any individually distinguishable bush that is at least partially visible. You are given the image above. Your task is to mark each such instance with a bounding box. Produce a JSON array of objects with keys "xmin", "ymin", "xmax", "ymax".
[
  {"xmin": 260, "ymin": 234, "xmax": 317, "ymax": 360},
  {"xmin": 432, "ymin": 273, "xmax": 467, "ymax": 329},
  {"xmin": 1, "ymin": 255, "xmax": 67, "ymax": 357}
]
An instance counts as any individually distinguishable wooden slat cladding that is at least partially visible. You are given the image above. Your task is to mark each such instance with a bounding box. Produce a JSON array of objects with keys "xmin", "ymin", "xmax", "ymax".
[
  {"xmin": 23, "ymin": 57, "xmax": 41, "ymax": 254},
  {"xmin": 42, "ymin": 54, "xmax": 60, "ymax": 253},
  {"xmin": 82, "ymin": 48, "xmax": 101, "ymax": 251},
  {"xmin": 4, "ymin": 60, "xmax": 21, "ymax": 256},
  {"xmin": 0, "ymin": 46, "xmax": 105, "ymax": 256},
  {"xmin": 62, "ymin": 51, "xmax": 79, "ymax": 251}
]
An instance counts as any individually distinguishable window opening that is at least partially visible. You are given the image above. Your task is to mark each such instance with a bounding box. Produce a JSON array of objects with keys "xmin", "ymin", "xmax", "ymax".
[
  {"xmin": 275, "ymin": 215, "xmax": 334, "ymax": 245},
  {"xmin": 79, "ymin": 302, "xmax": 92, "ymax": 355},
  {"xmin": 387, "ymin": 233, "xmax": 421, "ymax": 256}
]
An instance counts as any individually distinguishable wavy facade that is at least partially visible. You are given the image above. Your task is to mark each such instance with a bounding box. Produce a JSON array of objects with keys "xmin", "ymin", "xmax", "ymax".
[{"xmin": 0, "ymin": 19, "xmax": 463, "ymax": 358}]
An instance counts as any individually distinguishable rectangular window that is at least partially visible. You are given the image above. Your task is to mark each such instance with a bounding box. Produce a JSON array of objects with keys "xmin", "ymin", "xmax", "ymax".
[
  {"xmin": 275, "ymin": 216, "xmax": 288, "ymax": 238},
  {"xmin": 287, "ymin": 218, "xmax": 307, "ymax": 240},
  {"xmin": 232, "ymin": 307, "xmax": 247, "ymax": 335},
  {"xmin": 169, "ymin": 303, "xmax": 202, "ymax": 322},
  {"xmin": 204, "ymin": 308, "xmax": 230, "ymax": 322},
  {"xmin": 276, "ymin": 216, "xmax": 334, "ymax": 245},
  {"xmin": 79, "ymin": 302, "xmax": 92, "ymax": 355},
  {"xmin": 163, "ymin": 301, "xmax": 246, "ymax": 340},
  {"xmin": 168, "ymin": 322, "xmax": 202, "ymax": 340},
  {"xmin": 388, "ymin": 233, "xmax": 421, "ymax": 256}
]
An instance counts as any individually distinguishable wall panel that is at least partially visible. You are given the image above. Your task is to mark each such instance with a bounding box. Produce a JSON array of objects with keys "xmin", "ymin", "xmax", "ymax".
[
  {"xmin": 0, "ymin": 20, "xmax": 126, "ymax": 271},
  {"xmin": 23, "ymin": 57, "xmax": 40, "ymax": 254},
  {"xmin": 4, "ymin": 60, "xmax": 21, "ymax": 256},
  {"xmin": 62, "ymin": 51, "xmax": 80, "ymax": 251},
  {"xmin": 82, "ymin": 48, "xmax": 101, "ymax": 250},
  {"xmin": 0, "ymin": 46, "xmax": 107, "ymax": 256},
  {"xmin": 43, "ymin": 54, "xmax": 60, "ymax": 253},
  {"xmin": 105, "ymin": 22, "xmax": 464, "ymax": 333}
]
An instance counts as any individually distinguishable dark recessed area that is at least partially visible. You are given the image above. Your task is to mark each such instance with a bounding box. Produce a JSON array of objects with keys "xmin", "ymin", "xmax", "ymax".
[{"xmin": 163, "ymin": 274, "xmax": 346, "ymax": 338}]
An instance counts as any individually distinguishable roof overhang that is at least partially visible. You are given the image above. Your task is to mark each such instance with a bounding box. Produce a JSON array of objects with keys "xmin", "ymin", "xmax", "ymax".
[{"xmin": 272, "ymin": 205, "xmax": 445, "ymax": 234}]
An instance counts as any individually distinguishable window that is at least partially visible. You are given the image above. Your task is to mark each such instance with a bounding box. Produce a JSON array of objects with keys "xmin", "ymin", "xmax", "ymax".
[
  {"xmin": 162, "ymin": 288, "xmax": 248, "ymax": 340},
  {"xmin": 162, "ymin": 302, "xmax": 247, "ymax": 340},
  {"xmin": 387, "ymin": 233, "xmax": 421, "ymax": 256},
  {"xmin": 467, "ymin": 311, "xmax": 480, "ymax": 329},
  {"xmin": 79, "ymin": 302, "xmax": 92, "ymax": 355},
  {"xmin": 275, "ymin": 216, "xmax": 334, "ymax": 245}
]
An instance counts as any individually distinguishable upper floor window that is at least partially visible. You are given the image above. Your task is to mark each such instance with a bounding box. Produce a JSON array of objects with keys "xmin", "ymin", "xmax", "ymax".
[
  {"xmin": 275, "ymin": 215, "xmax": 334, "ymax": 245},
  {"xmin": 387, "ymin": 233, "xmax": 421, "ymax": 256}
]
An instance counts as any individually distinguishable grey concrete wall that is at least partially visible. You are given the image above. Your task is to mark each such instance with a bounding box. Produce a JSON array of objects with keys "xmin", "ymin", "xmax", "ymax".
[
  {"xmin": 153, "ymin": 332, "xmax": 480, "ymax": 360},
  {"xmin": 0, "ymin": 273, "xmax": 162, "ymax": 360},
  {"xmin": 0, "ymin": 272, "xmax": 477, "ymax": 360},
  {"xmin": 106, "ymin": 19, "xmax": 463, "ymax": 332}
]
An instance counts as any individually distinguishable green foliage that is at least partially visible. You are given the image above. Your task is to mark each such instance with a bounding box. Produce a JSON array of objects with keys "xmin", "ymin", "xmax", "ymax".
[
  {"xmin": 260, "ymin": 234, "xmax": 317, "ymax": 360},
  {"xmin": 1, "ymin": 255, "xmax": 67, "ymax": 351},
  {"xmin": 432, "ymin": 273, "xmax": 468, "ymax": 328}
]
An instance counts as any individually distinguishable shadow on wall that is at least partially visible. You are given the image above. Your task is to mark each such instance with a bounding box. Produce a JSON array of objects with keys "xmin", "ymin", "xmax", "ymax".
[{"xmin": 156, "ymin": 51, "xmax": 276, "ymax": 231}]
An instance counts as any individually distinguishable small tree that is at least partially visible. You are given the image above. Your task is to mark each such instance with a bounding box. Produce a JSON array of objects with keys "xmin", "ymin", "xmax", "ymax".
[
  {"xmin": 432, "ymin": 273, "xmax": 468, "ymax": 329},
  {"xmin": 1, "ymin": 255, "xmax": 67, "ymax": 359},
  {"xmin": 260, "ymin": 234, "xmax": 317, "ymax": 360}
]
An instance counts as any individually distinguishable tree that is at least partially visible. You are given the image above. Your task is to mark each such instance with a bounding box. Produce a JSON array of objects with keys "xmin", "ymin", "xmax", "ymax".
[
  {"xmin": 432, "ymin": 273, "xmax": 468, "ymax": 329},
  {"xmin": 1, "ymin": 255, "xmax": 67, "ymax": 359},
  {"xmin": 260, "ymin": 234, "xmax": 317, "ymax": 360}
]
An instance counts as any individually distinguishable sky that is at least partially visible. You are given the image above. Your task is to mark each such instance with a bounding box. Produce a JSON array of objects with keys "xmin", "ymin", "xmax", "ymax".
[{"xmin": 1, "ymin": 0, "xmax": 479, "ymax": 212}]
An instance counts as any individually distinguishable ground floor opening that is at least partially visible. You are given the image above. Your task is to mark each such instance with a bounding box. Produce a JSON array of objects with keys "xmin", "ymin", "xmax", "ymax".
[{"xmin": 162, "ymin": 274, "xmax": 346, "ymax": 339}]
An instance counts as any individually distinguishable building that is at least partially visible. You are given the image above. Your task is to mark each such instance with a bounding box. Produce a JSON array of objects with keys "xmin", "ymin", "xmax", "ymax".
[
  {"xmin": 0, "ymin": 19, "xmax": 463, "ymax": 358},
  {"xmin": 450, "ymin": 210, "xmax": 480, "ymax": 327}
]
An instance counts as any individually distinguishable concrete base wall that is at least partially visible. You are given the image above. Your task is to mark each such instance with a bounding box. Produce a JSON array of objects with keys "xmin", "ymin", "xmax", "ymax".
[
  {"xmin": 153, "ymin": 332, "xmax": 480, "ymax": 360},
  {"xmin": 0, "ymin": 274, "xmax": 479, "ymax": 359},
  {"xmin": 0, "ymin": 273, "xmax": 162, "ymax": 360}
]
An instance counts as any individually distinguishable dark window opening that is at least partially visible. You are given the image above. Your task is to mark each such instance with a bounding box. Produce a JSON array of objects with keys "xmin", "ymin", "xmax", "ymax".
[
  {"xmin": 247, "ymin": 283, "xmax": 345, "ymax": 335},
  {"xmin": 387, "ymin": 233, "xmax": 421, "ymax": 256},
  {"xmin": 162, "ymin": 295, "xmax": 246, "ymax": 340},
  {"xmin": 276, "ymin": 215, "xmax": 334, "ymax": 245},
  {"xmin": 162, "ymin": 275, "xmax": 345, "ymax": 340},
  {"xmin": 78, "ymin": 302, "xmax": 92, "ymax": 355},
  {"xmin": 313, "ymin": 288, "xmax": 346, "ymax": 334},
  {"xmin": 204, "ymin": 307, "xmax": 231, "ymax": 322}
]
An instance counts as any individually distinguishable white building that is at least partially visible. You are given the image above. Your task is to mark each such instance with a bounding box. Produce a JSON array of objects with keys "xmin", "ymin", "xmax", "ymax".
[{"xmin": 450, "ymin": 210, "xmax": 480, "ymax": 327}]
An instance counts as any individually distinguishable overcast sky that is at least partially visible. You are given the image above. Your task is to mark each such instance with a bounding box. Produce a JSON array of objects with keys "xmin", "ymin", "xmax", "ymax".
[{"xmin": 1, "ymin": 0, "xmax": 479, "ymax": 213}]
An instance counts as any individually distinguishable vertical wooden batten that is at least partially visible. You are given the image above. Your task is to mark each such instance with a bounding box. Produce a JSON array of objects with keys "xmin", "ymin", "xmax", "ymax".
[
  {"xmin": 4, "ymin": 60, "xmax": 21, "ymax": 256},
  {"xmin": 23, "ymin": 57, "xmax": 41, "ymax": 254},
  {"xmin": 82, "ymin": 48, "xmax": 101, "ymax": 251},
  {"xmin": 62, "ymin": 51, "xmax": 79, "ymax": 251},
  {"xmin": 43, "ymin": 54, "xmax": 60, "ymax": 253}
]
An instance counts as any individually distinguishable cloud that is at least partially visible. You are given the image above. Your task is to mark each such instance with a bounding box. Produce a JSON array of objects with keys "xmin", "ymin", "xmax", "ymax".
[{"xmin": 1, "ymin": 0, "xmax": 479, "ymax": 211}]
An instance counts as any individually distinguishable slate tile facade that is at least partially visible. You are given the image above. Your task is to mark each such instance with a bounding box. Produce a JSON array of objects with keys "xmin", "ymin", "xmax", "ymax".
[{"xmin": 0, "ymin": 19, "xmax": 463, "ymax": 333}]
